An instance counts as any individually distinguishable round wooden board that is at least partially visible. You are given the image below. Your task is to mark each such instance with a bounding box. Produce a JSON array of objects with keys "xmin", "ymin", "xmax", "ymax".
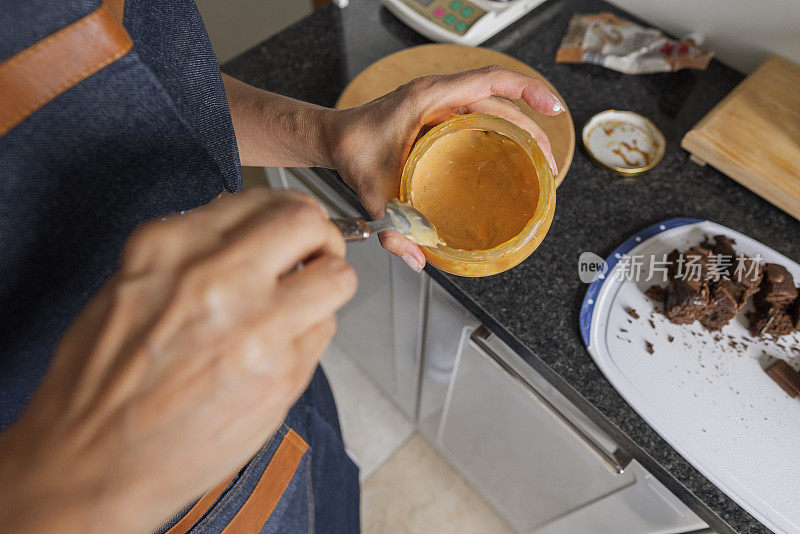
[{"xmin": 336, "ymin": 44, "xmax": 575, "ymax": 187}]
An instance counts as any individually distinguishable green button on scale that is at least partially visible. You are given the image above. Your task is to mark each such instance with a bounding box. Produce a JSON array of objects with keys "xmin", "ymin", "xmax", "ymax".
[
  {"xmin": 443, "ymin": 13, "xmax": 456, "ymax": 25},
  {"xmin": 449, "ymin": 0, "xmax": 462, "ymax": 9},
  {"xmin": 461, "ymin": 6, "xmax": 474, "ymax": 17},
  {"xmin": 454, "ymin": 20, "xmax": 467, "ymax": 32}
]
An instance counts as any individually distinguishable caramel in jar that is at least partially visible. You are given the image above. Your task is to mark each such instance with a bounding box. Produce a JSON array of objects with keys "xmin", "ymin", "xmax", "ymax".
[
  {"xmin": 409, "ymin": 129, "xmax": 539, "ymax": 251},
  {"xmin": 399, "ymin": 114, "xmax": 556, "ymax": 277}
]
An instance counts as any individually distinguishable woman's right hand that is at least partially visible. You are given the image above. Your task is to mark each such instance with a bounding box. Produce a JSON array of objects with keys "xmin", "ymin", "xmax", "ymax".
[{"xmin": 0, "ymin": 188, "xmax": 357, "ymax": 533}]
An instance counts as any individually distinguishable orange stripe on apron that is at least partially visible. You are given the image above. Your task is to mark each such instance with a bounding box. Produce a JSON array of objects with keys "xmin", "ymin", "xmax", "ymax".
[
  {"xmin": 221, "ymin": 429, "xmax": 309, "ymax": 533},
  {"xmin": 103, "ymin": 0, "xmax": 127, "ymax": 24},
  {"xmin": 164, "ymin": 472, "xmax": 238, "ymax": 534},
  {"xmin": 0, "ymin": 1, "xmax": 131, "ymax": 138}
]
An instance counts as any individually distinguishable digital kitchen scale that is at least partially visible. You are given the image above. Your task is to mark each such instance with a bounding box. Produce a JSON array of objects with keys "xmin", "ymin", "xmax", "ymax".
[{"xmin": 380, "ymin": 0, "xmax": 546, "ymax": 46}]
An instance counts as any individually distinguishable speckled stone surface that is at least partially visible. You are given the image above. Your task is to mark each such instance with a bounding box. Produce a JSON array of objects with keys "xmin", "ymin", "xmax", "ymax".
[{"xmin": 223, "ymin": 2, "xmax": 800, "ymax": 532}]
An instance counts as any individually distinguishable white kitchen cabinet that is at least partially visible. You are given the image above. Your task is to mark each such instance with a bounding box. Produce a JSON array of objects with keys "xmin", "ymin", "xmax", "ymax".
[
  {"xmin": 264, "ymin": 167, "xmax": 422, "ymax": 418},
  {"xmin": 438, "ymin": 326, "xmax": 635, "ymax": 531},
  {"xmin": 388, "ymin": 250, "xmax": 427, "ymax": 417},
  {"xmin": 420, "ymin": 283, "xmax": 708, "ymax": 533}
]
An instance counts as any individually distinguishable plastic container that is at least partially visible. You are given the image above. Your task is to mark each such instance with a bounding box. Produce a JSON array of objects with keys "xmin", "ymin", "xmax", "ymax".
[{"xmin": 399, "ymin": 114, "xmax": 556, "ymax": 277}]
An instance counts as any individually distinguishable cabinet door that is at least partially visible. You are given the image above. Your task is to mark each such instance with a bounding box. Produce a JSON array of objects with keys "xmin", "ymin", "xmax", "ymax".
[
  {"xmin": 437, "ymin": 327, "xmax": 635, "ymax": 532},
  {"xmin": 418, "ymin": 281, "xmax": 481, "ymax": 438},
  {"xmin": 389, "ymin": 253, "xmax": 426, "ymax": 417},
  {"xmin": 263, "ymin": 167, "xmax": 420, "ymax": 418},
  {"xmin": 535, "ymin": 460, "xmax": 708, "ymax": 534}
]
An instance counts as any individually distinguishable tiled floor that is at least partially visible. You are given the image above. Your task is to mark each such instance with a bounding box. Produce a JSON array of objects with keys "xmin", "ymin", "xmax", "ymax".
[
  {"xmin": 320, "ymin": 342, "xmax": 414, "ymax": 481},
  {"xmin": 321, "ymin": 341, "xmax": 514, "ymax": 533},
  {"xmin": 362, "ymin": 434, "xmax": 515, "ymax": 534}
]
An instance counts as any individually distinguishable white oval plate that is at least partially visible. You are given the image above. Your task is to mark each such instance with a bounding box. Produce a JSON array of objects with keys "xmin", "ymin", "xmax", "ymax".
[{"xmin": 580, "ymin": 218, "xmax": 800, "ymax": 534}]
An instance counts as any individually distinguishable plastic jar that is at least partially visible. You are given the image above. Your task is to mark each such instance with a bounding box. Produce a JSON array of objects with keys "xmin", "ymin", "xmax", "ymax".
[{"xmin": 399, "ymin": 113, "xmax": 555, "ymax": 277}]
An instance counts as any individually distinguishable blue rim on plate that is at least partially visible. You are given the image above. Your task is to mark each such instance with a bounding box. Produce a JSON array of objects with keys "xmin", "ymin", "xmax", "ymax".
[{"xmin": 579, "ymin": 218, "xmax": 704, "ymax": 348}]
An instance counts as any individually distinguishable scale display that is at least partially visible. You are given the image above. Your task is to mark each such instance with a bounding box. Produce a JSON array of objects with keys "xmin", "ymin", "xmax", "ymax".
[{"xmin": 380, "ymin": 0, "xmax": 546, "ymax": 45}]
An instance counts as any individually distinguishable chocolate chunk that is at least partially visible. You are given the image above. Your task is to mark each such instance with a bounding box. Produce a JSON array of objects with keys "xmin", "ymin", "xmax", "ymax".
[
  {"xmin": 792, "ymin": 297, "xmax": 800, "ymax": 330},
  {"xmin": 718, "ymin": 278, "xmax": 750, "ymax": 308},
  {"xmin": 645, "ymin": 285, "xmax": 666, "ymax": 302},
  {"xmin": 703, "ymin": 234, "xmax": 736, "ymax": 259},
  {"xmin": 697, "ymin": 254, "xmax": 762, "ymax": 331},
  {"xmin": 749, "ymin": 306, "xmax": 796, "ymax": 337},
  {"xmin": 659, "ymin": 246, "xmax": 714, "ymax": 326},
  {"xmin": 665, "ymin": 246, "xmax": 714, "ymax": 287},
  {"xmin": 747, "ymin": 264, "xmax": 799, "ymax": 337},
  {"xmin": 755, "ymin": 264, "xmax": 798, "ymax": 308},
  {"xmin": 702, "ymin": 234, "xmax": 737, "ymax": 277},
  {"xmin": 698, "ymin": 279, "xmax": 741, "ymax": 331},
  {"xmin": 732, "ymin": 256, "xmax": 763, "ymax": 296},
  {"xmin": 664, "ymin": 277, "xmax": 709, "ymax": 324},
  {"xmin": 679, "ymin": 246, "xmax": 715, "ymax": 290},
  {"xmin": 665, "ymin": 249, "xmax": 682, "ymax": 279},
  {"xmin": 764, "ymin": 360, "xmax": 800, "ymax": 398}
]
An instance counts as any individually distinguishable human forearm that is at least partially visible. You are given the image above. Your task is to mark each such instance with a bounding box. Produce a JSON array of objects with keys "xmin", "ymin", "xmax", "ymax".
[
  {"xmin": 222, "ymin": 74, "xmax": 338, "ymax": 168},
  {"xmin": 222, "ymin": 66, "xmax": 564, "ymax": 275}
]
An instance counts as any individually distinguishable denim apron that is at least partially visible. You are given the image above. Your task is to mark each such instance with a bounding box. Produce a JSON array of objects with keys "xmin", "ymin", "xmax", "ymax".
[{"xmin": 0, "ymin": 1, "xmax": 360, "ymax": 531}]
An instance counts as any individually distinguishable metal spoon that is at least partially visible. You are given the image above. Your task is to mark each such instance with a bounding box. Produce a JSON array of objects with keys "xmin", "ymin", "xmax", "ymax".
[{"xmin": 332, "ymin": 199, "xmax": 442, "ymax": 247}]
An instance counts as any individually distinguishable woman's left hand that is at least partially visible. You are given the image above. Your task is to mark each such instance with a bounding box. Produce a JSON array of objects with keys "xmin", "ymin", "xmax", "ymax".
[{"xmin": 328, "ymin": 66, "xmax": 565, "ymax": 272}]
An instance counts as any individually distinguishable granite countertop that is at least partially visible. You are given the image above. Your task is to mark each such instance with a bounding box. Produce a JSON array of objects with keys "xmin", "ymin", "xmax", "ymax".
[{"xmin": 223, "ymin": 1, "xmax": 800, "ymax": 532}]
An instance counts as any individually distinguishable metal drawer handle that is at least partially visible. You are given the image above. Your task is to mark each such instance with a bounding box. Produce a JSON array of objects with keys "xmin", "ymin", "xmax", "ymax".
[{"xmin": 470, "ymin": 326, "xmax": 632, "ymax": 475}]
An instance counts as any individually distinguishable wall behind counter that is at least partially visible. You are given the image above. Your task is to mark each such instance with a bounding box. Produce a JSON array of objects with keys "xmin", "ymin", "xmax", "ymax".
[{"xmin": 606, "ymin": 0, "xmax": 800, "ymax": 73}]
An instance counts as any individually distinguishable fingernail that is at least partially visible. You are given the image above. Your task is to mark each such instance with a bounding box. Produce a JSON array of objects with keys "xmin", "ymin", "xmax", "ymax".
[
  {"xmin": 550, "ymin": 158, "xmax": 559, "ymax": 176},
  {"xmin": 551, "ymin": 92, "xmax": 565, "ymax": 113},
  {"xmin": 401, "ymin": 254, "xmax": 423, "ymax": 273}
]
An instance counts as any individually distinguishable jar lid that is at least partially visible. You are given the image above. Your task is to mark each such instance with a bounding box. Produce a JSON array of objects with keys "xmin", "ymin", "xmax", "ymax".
[{"xmin": 581, "ymin": 110, "xmax": 665, "ymax": 175}]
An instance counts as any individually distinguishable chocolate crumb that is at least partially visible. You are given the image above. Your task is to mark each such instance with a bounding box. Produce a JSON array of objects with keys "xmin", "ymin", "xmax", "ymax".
[
  {"xmin": 626, "ymin": 307, "xmax": 639, "ymax": 319},
  {"xmin": 667, "ymin": 335, "xmax": 674, "ymax": 343},
  {"xmin": 620, "ymin": 328, "xmax": 628, "ymax": 333},
  {"xmin": 648, "ymin": 319, "xmax": 655, "ymax": 329},
  {"xmin": 645, "ymin": 341, "xmax": 654, "ymax": 355}
]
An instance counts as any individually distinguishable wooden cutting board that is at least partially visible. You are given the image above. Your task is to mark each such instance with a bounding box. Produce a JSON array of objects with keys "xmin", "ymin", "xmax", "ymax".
[
  {"xmin": 335, "ymin": 44, "xmax": 575, "ymax": 187},
  {"xmin": 682, "ymin": 55, "xmax": 800, "ymax": 221}
]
